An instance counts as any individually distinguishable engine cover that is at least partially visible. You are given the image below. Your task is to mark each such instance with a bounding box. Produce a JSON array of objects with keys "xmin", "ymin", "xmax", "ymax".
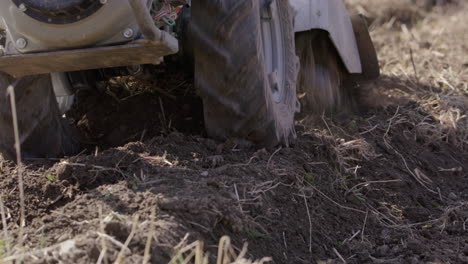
[
  {"xmin": 0, "ymin": 0, "xmax": 145, "ymax": 54},
  {"xmin": 12, "ymin": 0, "xmax": 102, "ymax": 24}
]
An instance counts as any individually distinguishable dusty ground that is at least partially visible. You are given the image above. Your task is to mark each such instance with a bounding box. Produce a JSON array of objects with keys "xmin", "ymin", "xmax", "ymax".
[{"xmin": 1, "ymin": 0, "xmax": 467, "ymax": 263}]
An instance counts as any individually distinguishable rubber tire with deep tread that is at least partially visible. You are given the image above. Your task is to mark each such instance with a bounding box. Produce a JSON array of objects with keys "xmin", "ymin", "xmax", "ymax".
[
  {"xmin": 0, "ymin": 72, "xmax": 80, "ymax": 161},
  {"xmin": 191, "ymin": 0, "xmax": 299, "ymax": 147}
]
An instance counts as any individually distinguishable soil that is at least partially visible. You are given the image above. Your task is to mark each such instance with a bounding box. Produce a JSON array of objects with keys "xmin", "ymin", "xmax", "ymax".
[{"xmin": 1, "ymin": 1, "xmax": 467, "ymax": 263}]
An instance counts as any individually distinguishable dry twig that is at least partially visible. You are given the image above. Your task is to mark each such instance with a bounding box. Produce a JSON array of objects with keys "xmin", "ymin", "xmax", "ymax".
[
  {"xmin": 115, "ymin": 214, "xmax": 140, "ymax": 264},
  {"xmin": 332, "ymin": 247, "xmax": 347, "ymax": 264},
  {"xmin": 308, "ymin": 185, "xmax": 366, "ymax": 214},
  {"xmin": 345, "ymin": 180, "xmax": 402, "ymax": 196},
  {"xmin": 266, "ymin": 147, "xmax": 282, "ymax": 171},
  {"xmin": 361, "ymin": 210, "xmax": 369, "ymax": 242},
  {"xmin": 7, "ymin": 85, "xmax": 26, "ymax": 253},
  {"xmin": 0, "ymin": 196, "xmax": 11, "ymax": 256},
  {"xmin": 301, "ymin": 192, "xmax": 312, "ymax": 253},
  {"xmin": 96, "ymin": 205, "xmax": 107, "ymax": 264},
  {"xmin": 143, "ymin": 207, "xmax": 156, "ymax": 264}
]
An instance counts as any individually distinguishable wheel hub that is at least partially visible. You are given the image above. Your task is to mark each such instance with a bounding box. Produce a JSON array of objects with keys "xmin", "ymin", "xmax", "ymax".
[
  {"xmin": 12, "ymin": 0, "xmax": 103, "ymax": 24},
  {"xmin": 260, "ymin": 0, "xmax": 285, "ymax": 103}
]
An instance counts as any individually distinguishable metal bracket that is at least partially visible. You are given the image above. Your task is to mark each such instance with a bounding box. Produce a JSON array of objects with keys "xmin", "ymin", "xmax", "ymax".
[
  {"xmin": 0, "ymin": 40, "xmax": 178, "ymax": 77},
  {"xmin": 291, "ymin": 0, "xmax": 363, "ymax": 74},
  {"xmin": 261, "ymin": 0, "xmax": 274, "ymax": 20},
  {"xmin": 350, "ymin": 14, "xmax": 380, "ymax": 80}
]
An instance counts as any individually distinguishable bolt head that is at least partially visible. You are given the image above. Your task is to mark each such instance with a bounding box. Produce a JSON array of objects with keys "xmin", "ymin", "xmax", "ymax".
[
  {"xmin": 18, "ymin": 3, "xmax": 27, "ymax": 12},
  {"xmin": 15, "ymin": 38, "xmax": 27, "ymax": 49},
  {"xmin": 123, "ymin": 28, "xmax": 134, "ymax": 39},
  {"xmin": 127, "ymin": 65, "xmax": 141, "ymax": 74}
]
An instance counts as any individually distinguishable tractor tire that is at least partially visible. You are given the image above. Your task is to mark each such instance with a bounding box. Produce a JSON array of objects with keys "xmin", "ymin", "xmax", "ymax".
[
  {"xmin": 295, "ymin": 30, "xmax": 355, "ymax": 116},
  {"xmin": 0, "ymin": 72, "xmax": 80, "ymax": 161},
  {"xmin": 191, "ymin": 0, "xmax": 300, "ymax": 147}
]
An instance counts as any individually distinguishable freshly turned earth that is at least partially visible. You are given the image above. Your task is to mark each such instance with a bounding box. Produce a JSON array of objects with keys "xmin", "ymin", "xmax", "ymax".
[{"xmin": 0, "ymin": 0, "xmax": 467, "ymax": 263}]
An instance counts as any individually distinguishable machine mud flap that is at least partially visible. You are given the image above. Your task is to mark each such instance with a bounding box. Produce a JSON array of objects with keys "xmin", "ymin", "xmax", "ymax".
[
  {"xmin": 0, "ymin": 39, "xmax": 178, "ymax": 77},
  {"xmin": 350, "ymin": 14, "xmax": 380, "ymax": 80}
]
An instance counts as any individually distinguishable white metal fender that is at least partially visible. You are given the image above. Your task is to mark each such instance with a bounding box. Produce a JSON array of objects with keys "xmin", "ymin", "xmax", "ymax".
[{"xmin": 290, "ymin": 0, "xmax": 362, "ymax": 74}]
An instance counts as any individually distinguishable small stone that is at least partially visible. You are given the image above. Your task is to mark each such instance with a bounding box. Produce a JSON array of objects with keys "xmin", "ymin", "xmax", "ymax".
[
  {"xmin": 303, "ymin": 163, "xmax": 312, "ymax": 173},
  {"xmin": 410, "ymin": 256, "xmax": 421, "ymax": 264},
  {"xmin": 376, "ymin": 244, "xmax": 390, "ymax": 256},
  {"xmin": 57, "ymin": 233, "xmax": 70, "ymax": 242},
  {"xmin": 59, "ymin": 240, "xmax": 76, "ymax": 255},
  {"xmin": 391, "ymin": 245, "xmax": 401, "ymax": 254},
  {"xmin": 207, "ymin": 155, "xmax": 224, "ymax": 167},
  {"xmin": 448, "ymin": 192, "xmax": 458, "ymax": 200},
  {"xmin": 419, "ymin": 41, "xmax": 431, "ymax": 49},
  {"xmin": 200, "ymin": 171, "xmax": 209, "ymax": 177}
]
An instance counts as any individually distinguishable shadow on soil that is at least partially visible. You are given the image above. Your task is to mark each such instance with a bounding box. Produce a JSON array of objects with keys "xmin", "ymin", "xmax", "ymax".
[{"xmin": 0, "ymin": 74, "xmax": 467, "ymax": 263}]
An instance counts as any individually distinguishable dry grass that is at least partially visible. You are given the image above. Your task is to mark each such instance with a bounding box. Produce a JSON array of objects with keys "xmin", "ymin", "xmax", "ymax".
[
  {"xmin": 304, "ymin": 1, "xmax": 468, "ymax": 240},
  {"xmin": 351, "ymin": 0, "xmax": 468, "ymax": 151},
  {"xmin": 1, "ymin": 1, "xmax": 467, "ymax": 263},
  {"xmin": 170, "ymin": 235, "xmax": 272, "ymax": 264},
  {"xmin": 1, "ymin": 207, "xmax": 272, "ymax": 264},
  {"xmin": 0, "ymin": 85, "xmax": 26, "ymax": 263}
]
